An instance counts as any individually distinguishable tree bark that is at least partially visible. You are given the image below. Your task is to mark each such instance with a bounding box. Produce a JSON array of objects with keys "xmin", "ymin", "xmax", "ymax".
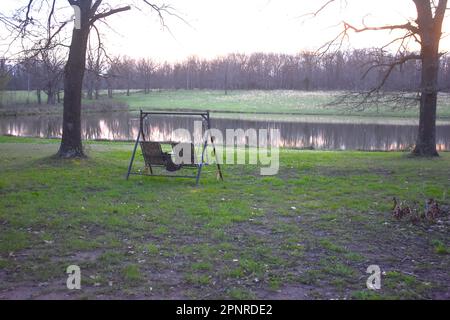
[
  {"xmin": 224, "ymin": 63, "xmax": 228, "ymax": 95},
  {"xmin": 47, "ymin": 86, "xmax": 55, "ymax": 105},
  {"xmin": 412, "ymin": 0, "xmax": 446, "ymax": 156},
  {"xmin": 413, "ymin": 49, "xmax": 439, "ymax": 156},
  {"xmin": 57, "ymin": 1, "xmax": 92, "ymax": 158},
  {"xmin": 87, "ymin": 85, "xmax": 93, "ymax": 100},
  {"xmin": 36, "ymin": 89, "xmax": 41, "ymax": 105}
]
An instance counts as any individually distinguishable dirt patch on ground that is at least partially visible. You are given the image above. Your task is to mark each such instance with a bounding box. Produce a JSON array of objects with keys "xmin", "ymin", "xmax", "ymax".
[
  {"xmin": 258, "ymin": 285, "xmax": 315, "ymax": 300},
  {"xmin": 70, "ymin": 250, "xmax": 104, "ymax": 262},
  {"xmin": 0, "ymin": 279, "xmax": 69, "ymax": 300}
]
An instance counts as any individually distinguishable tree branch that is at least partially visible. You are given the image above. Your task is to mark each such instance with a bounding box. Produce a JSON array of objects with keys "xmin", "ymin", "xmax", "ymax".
[
  {"xmin": 343, "ymin": 21, "xmax": 420, "ymax": 35},
  {"xmin": 90, "ymin": 0, "xmax": 103, "ymax": 17},
  {"xmin": 90, "ymin": 5, "xmax": 131, "ymax": 25},
  {"xmin": 365, "ymin": 53, "xmax": 422, "ymax": 88},
  {"xmin": 301, "ymin": 0, "xmax": 338, "ymax": 18}
]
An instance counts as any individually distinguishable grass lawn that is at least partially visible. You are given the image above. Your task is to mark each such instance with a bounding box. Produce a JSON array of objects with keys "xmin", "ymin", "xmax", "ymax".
[
  {"xmin": 3, "ymin": 90, "xmax": 450, "ymax": 119},
  {"xmin": 114, "ymin": 90, "xmax": 450, "ymax": 119},
  {"xmin": 0, "ymin": 136, "xmax": 449, "ymax": 299}
]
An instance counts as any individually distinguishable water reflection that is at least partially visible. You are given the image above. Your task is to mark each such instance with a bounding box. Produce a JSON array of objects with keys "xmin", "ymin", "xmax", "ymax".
[{"xmin": 0, "ymin": 112, "xmax": 449, "ymax": 151}]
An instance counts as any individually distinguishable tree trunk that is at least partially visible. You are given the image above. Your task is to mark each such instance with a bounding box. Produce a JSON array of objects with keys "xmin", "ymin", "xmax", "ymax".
[
  {"xmin": 412, "ymin": 51, "xmax": 439, "ymax": 156},
  {"xmin": 145, "ymin": 79, "xmax": 150, "ymax": 94},
  {"xmin": 87, "ymin": 86, "xmax": 93, "ymax": 100},
  {"xmin": 36, "ymin": 89, "xmax": 41, "ymax": 105},
  {"xmin": 224, "ymin": 64, "xmax": 228, "ymax": 95},
  {"xmin": 57, "ymin": 1, "xmax": 92, "ymax": 158},
  {"xmin": 47, "ymin": 86, "xmax": 55, "ymax": 105},
  {"xmin": 411, "ymin": 0, "xmax": 448, "ymax": 156},
  {"xmin": 412, "ymin": 2, "xmax": 443, "ymax": 157},
  {"xmin": 95, "ymin": 75, "xmax": 100, "ymax": 99}
]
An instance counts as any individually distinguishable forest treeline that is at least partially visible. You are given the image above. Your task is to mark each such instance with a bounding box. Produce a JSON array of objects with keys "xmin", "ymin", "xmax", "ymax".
[{"xmin": 2, "ymin": 49, "xmax": 450, "ymax": 104}]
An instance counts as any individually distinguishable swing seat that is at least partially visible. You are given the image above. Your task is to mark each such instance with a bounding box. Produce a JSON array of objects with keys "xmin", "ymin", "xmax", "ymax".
[{"xmin": 140, "ymin": 141, "xmax": 182, "ymax": 172}]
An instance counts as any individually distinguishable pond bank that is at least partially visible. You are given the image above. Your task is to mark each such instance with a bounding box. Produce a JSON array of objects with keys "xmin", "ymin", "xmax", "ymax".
[{"xmin": 1, "ymin": 112, "xmax": 450, "ymax": 151}]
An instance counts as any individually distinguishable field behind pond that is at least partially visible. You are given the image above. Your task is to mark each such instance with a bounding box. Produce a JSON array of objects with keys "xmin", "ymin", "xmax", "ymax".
[
  {"xmin": 0, "ymin": 136, "xmax": 449, "ymax": 299},
  {"xmin": 116, "ymin": 90, "xmax": 450, "ymax": 119},
  {"xmin": 2, "ymin": 89, "xmax": 450, "ymax": 119}
]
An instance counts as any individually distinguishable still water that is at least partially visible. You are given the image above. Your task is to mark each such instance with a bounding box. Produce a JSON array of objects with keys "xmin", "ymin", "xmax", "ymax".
[{"xmin": 1, "ymin": 112, "xmax": 449, "ymax": 151}]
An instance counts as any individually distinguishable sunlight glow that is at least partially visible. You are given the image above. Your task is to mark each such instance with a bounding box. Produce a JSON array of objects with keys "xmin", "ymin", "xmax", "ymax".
[{"xmin": 2, "ymin": 0, "xmax": 450, "ymax": 62}]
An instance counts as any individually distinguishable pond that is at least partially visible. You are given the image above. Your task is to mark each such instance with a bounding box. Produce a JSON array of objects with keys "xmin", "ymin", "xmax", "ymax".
[{"xmin": 1, "ymin": 112, "xmax": 449, "ymax": 151}]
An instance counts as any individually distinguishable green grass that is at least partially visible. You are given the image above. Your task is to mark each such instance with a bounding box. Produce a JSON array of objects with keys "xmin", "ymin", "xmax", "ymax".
[
  {"xmin": 143, "ymin": 243, "xmax": 159, "ymax": 255},
  {"xmin": 0, "ymin": 90, "xmax": 49, "ymax": 105},
  {"xmin": 319, "ymin": 239, "xmax": 347, "ymax": 253},
  {"xmin": 122, "ymin": 265, "xmax": 142, "ymax": 283},
  {"xmin": 114, "ymin": 90, "xmax": 450, "ymax": 119},
  {"xmin": 0, "ymin": 137, "xmax": 449, "ymax": 299},
  {"xmin": 3, "ymin": 89, "xmax": 450, "ymax": 119},
  {"xmin": 431, "ymin": 240, "xmax": 449, "ymax": 254},
  {"xmin": 0, "ymin": 90, "xmax": 126, "ymax": 116},
  {"xmin": 227, "ymin": 288, "xmax": 256, "ymax": 300}
]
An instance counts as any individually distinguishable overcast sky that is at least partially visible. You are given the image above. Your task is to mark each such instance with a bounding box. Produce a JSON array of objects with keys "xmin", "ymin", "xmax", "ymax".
[{"xmin": 2, "ymin": 0, "xmax": 450, "ymax": 62}]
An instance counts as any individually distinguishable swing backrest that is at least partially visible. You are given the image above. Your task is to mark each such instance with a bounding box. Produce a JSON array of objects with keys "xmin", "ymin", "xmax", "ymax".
[{"xmin": 140, "ymin": 141, "xmax": 168, "ymax": 165}]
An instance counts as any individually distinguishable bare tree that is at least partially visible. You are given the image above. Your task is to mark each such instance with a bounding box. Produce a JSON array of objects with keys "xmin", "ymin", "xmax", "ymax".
[
  {"xmin": 105, "ymin": 56, "xmax": 122, "ymax": 98},
  {"xmin": 223, "ymin": 57, "xmax": 229, "ymax": 95},
  {"xmin": 22, "ymin": 58, "xmax": 45, "ymax": 105},
  {"xmin": 85, "ymin": 26, "xmax": 107, "ymax": 100},
  {"xmin": 311, "ymin": 0, "xmax": 448, "ymax": 156},
  {"xmin": 0, "ymin": 59, "xmax": 10, "ymax": 107},
  {"xmin": 137, "ymin": 58, "xmax": 155, "ymax": 94},
  {"xmin": 8, "ymin": 49, "xmax": 448, "ymax": 95},
  {"xmin": 119, "ymin": 57, "xmax": 137, "ymax": 96},
  {"xmin": 3, "ymin": 0, "xmax": 176, "ymax": 158},
  {"xmin": 38, "ymin": 49, "xmax": 65, "ymax": 105}
]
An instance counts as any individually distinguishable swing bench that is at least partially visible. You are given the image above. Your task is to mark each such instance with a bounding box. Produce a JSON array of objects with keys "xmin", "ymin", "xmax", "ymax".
[
  {"xmin": 126, "ymin": 110, "xmax": 223, "ymax": 185},
  {"xmin": 140, "ymin": 141, "xmax": 195, "ymax": 172}
]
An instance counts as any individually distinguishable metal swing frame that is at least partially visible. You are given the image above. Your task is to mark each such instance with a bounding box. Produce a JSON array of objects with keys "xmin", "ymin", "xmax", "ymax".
[{"xmin": 125, "ymin": 110, "xmax": 223, "ymax": 185}]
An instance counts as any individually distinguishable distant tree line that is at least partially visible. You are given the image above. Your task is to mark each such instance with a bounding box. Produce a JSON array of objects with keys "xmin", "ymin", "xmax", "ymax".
[{"xmin": 3, "ymin": 49, "xmax": 450, "ymax": 104}]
